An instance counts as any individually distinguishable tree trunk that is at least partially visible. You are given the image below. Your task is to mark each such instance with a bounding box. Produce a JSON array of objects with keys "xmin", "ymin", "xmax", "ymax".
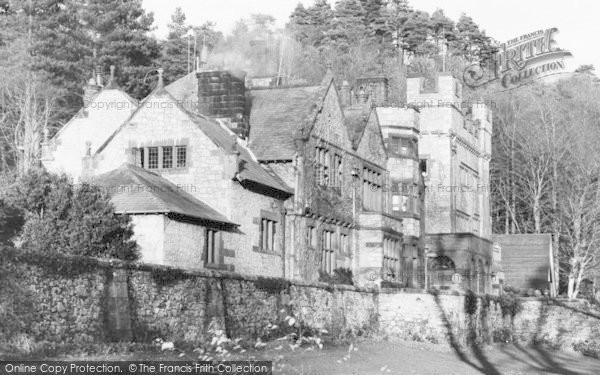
[
  {"xmin": 567, "ymin": 274, "xmax": 576, "ymax": 299},
  {"xmin": 533, "ymin": 198, "xmax": 541, "ymax": 233}
]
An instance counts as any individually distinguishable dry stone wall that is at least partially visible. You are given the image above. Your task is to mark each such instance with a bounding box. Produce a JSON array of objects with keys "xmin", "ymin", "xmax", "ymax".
[{"xmin": 2, "ymin": 249, "xmax": 600, "ymax": 357}]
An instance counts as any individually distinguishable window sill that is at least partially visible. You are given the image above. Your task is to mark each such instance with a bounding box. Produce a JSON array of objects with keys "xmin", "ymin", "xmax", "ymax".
[
  {"xmin": 252, "ymin": 246, "xmax": 280, "ymax": 256},
  {"xmin": 138, "ymin": 166, "xmax": 189, "ymax": 173},
  {"xmin": 204, "ymin": 263, "xmax": 234, "ymax": 272},
  {"xmin": 316, "ymin": 185, "xmax": 342, "ymax": 195}
]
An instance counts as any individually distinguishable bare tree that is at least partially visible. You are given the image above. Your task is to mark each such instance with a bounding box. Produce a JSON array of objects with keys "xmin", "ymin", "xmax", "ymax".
[
  {"xmin": 0, "ymin": 35, "xmax": 58, "ymax": 177},
  {"xmin": 554, "ymin": 76, "xmax": 600, "ymax": 299},
  {"xmin": 0, "ymin": 70, "xmax": 57, "ymax": 176}
]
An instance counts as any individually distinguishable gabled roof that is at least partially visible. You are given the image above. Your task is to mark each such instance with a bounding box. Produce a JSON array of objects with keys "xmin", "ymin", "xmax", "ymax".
[
  {"xmin": 186, "ymin": 110, "xmax": 293, "ymax": 194},
  {"xmin": 51, "ymin": 87, "xmax": 138, "ymax": 151},
  {"xmin": 248, "ymin": 86, "xmax": 322, "ymax": 160},
  {"xmin": 343, "ymin": 107, "xmax": 371, "ymax": 149},
  {"xmin": 166, "ymin": 70, "xmax": 338, "ymax": 163},
  {"xmin": 164, "ymin": 72, "xmax": 198, "ymax": 112},
  {"xmin": 96, "ymin": 85, "xmax": 292, "ymax": 195},
  {"xmin": 93, "ymin": 164, "xmax": 236, "ymax": 226}
]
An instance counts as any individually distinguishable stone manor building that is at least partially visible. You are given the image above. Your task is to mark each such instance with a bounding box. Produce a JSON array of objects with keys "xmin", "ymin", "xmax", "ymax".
[{"xmin": 41, "ymin": 64, "xmax": 494, "ymax": 291}]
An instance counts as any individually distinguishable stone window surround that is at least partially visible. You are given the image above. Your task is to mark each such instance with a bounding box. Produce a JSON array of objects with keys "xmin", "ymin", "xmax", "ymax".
[
  {"xmin": 253, "ymin": 209, "xmax": 281, "ymax": 256},
  {"xmin": 203, "ymin": 228, "xmax": 233, "ymax": 271},
  {"xmin": 392, "ymin": 180, "xmax": 419, "ymax": 216},
  {"xmin": 304, "ymin": 219, "xmax": 350, "ymax": 254},
  {"xmin": 310, "ymin": 135, "xmax": 387, "ymax": 180},
  {"xmin": 321, "ymin": 228, "xmax": 336, "ymax": 274},
  {"xmin": 420, "ymin": 76, "xmax": 439, "ymax": 94},
  {"xmin": 339, "ymin": 228, "xmax": 350, "ymax": 256},
  {"xmin": 205, "ymin": 228, "xmax": 220, "ymax": 265},
  {"xmin": 362, "ymin": 165, "xmax": 383, "ymax": 212},
  {"xmin": 314, "ymin": 145, "xmax": 343, "ymax": 191},
  {"xmin": 128, "ymin": 138, "xmax": 191, "ymax": 172},
  {"xmin": 387, "ymin": 135, "xmax": 418, "ymax": 159},
  {"xmin": 306, "ymin": 223, "xmax": 317, "ymax": 249},
  {"xmin": 383, "ymin": 236, "xmax": 401, "ymax": 280}
]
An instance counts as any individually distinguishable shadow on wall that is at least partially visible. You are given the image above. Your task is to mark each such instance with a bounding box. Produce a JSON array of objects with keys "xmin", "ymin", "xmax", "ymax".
[
  {"xmin": 432, "ymin": 291, "xmax": 502, "ymax": 375},
  {"xmin": 432, "ymin": 291, "xmax": 597, "ymax": 374}
]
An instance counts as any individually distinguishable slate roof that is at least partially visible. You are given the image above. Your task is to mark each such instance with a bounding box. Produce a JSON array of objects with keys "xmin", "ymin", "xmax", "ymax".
[
  {"xmin": 97, "ymin": 85, "xmax": 292, "ymax": 195},
  {"xmin": 248, "ymin": 86, "xmax": 322, "ymax": 161},
  {"xmin": 165, "ymin": 71, "xmax": 336, "ymax": 162},
  {"xmin": 164, "ymin": 72, "xmax": 198, "ymax": 112},
  {"xmin": 93, "ymin": 164, "xmax": 236, "ymax": 226},
  {"xmin": 187, "ymin": 110, "xmax": 293, "ymax": 194}
]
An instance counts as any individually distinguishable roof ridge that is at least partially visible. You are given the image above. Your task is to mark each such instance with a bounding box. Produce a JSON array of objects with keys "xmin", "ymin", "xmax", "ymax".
[{"xmin": 51, "ymin": 88, "xmax": 137, "ymax": 142}]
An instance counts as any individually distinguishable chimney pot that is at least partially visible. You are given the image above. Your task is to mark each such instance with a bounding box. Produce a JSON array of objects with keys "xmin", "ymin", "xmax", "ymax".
[
  {"xmin": 157, "ymin": 68, "xmax": 164, "ymax": 88},
  {"xmin": 95, "ymin": 65, "xmax": 103, "ymax": 87},
  {"xmin": 340, "ymin": 80, "xmax": 351, "ymax": 107}
]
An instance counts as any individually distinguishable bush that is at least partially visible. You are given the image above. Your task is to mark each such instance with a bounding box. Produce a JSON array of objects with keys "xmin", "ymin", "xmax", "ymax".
[
  {"xmin": 318, "ymin": 268, "xmax": 354, "ymax": 286},
  {"xmin": 6, "ymin": 168, "xmax": 138, "ymax": 260},
  {"xmin": 0, "ymin": 198, "xmax": 24, "ymax": 246},
  {"xmin": 498, "ymin": 293, "xmax": 523, "ymax": 317},
  {"xmin": 573, "ymin": 340, "xmax": 600, "ymax": 359},
  {"xmin": 380, "ymin": 280, "xmax": 404, "ymax": 288},
  {"xmin": 465, "ymin": 289, "xmax": 478, "ymax": 315},
  {"xmin": 254, "ymin": 276, "xmax": 291, "ymax": 294}
]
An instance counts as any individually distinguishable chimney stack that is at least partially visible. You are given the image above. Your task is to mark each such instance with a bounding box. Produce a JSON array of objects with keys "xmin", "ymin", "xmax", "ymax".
[
  {"xmin": 356, "ymin": 86, "xmax": 368, "ymax": 104},
  {"xmin": 355, "ymin": 77, "xmax": 388, "ymax": 106},
  {"xmin": 340, "ymin": 80, "xmax": 351, "ymax": 107},
  {"xmin": 197, "ymin": 70, "xmax": 248, "ymax": 139},
  {"xmin": 95, "ymin": 65, "xmax": 104, "ymax": 87},
  {"xmin": 83, "ymin": 70, "xmax": 101, "ymax": 106}
]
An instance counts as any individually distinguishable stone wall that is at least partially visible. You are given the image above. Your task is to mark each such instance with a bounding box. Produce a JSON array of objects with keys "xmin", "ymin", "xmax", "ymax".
[
  {"xmin": 2, "ymin": 250, "xmax": 599, "ymax": 357},
  {"xmin": 1, "ymin": 254, "xmax": 109, "ymax": 344},
  {"xmin": 1, "ymin": 250, "xmax": 377, "ymax": 346},
  {"xmin": 378, "ymin": 290, "xmax": 600, "ymax": 353}
]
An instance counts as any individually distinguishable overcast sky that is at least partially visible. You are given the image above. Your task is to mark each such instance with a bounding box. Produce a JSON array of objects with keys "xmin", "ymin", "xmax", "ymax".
[{"xmin": 142, "ymin": 0, "xmax": 598, "ymax": 72}]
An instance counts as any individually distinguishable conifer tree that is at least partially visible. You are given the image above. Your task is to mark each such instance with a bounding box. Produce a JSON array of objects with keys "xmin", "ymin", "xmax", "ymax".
[
  {"xmin": 454, "ymin": 13, "xmax": 494, "ymax": 62},
  {"xmin": 158, "ymin": 7, "xmax": 191, "ymax": 84},
  {"xmin": 79, "ymin": 0, "xmax": 161, "ymax": 99}
]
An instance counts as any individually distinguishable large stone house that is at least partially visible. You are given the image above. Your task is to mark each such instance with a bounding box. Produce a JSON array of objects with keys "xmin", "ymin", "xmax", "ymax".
[
  {"xmin": 407, "ymin": 73, "xmax": 494, "ymax": 293},
  {"xmin": 41, "ymin": 64, "xmax": 494, "ymax": 291}
]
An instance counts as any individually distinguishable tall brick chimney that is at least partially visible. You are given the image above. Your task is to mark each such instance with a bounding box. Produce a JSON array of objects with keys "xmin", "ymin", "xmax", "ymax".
[{"xmin": 197, "ymin": 70, "xmax": 248, "ymax": 138}]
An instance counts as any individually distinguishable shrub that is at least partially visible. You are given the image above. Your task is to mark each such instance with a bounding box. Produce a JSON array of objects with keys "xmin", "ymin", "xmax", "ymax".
[
  {"xmin": 573, "ymin": 340, "xmax": 600, "ymax": 359},
  {"xmin": 465, "ymin": 289, "xmax": 478, "ymax": 315},
  {"xmin": 151, "ymin": 267, "xmax": 189, "ymax": 286},
  {"xmin": 498, "ymin": 293, "xmax": 523, "ymax": 317},
  {"xmin": 5, "ymin": 168, "xmax": 138, "ymax": 260},
  {"xmin": 254, "ymin": 276, "xmax": 291, "ymax": 294},
  {"xmin": 318, "ymin": 268, "xmax": 354, "ymax": 286},
  {"xmin": 0, "ymin": 189, "xmax": 24, "ymax": 246},
  {"xmin": 380, "ymin": 280, "xmax": 404, "ymax": 289}
]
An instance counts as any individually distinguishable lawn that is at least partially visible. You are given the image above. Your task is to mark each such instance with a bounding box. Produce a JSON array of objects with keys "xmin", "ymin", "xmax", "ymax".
[{"xmin": 7, "ymin": 338, "xmax": 599, "ymax": 375}]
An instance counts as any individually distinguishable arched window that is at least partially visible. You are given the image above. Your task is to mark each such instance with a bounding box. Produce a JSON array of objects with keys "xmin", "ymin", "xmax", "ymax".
[
  {"xmin": 429, "ymin": 256, "xmax": 456, "ymax": 288},
  {"xmin": 430, "ymin": 255, "xmax": 456, "ymax": 271}
]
